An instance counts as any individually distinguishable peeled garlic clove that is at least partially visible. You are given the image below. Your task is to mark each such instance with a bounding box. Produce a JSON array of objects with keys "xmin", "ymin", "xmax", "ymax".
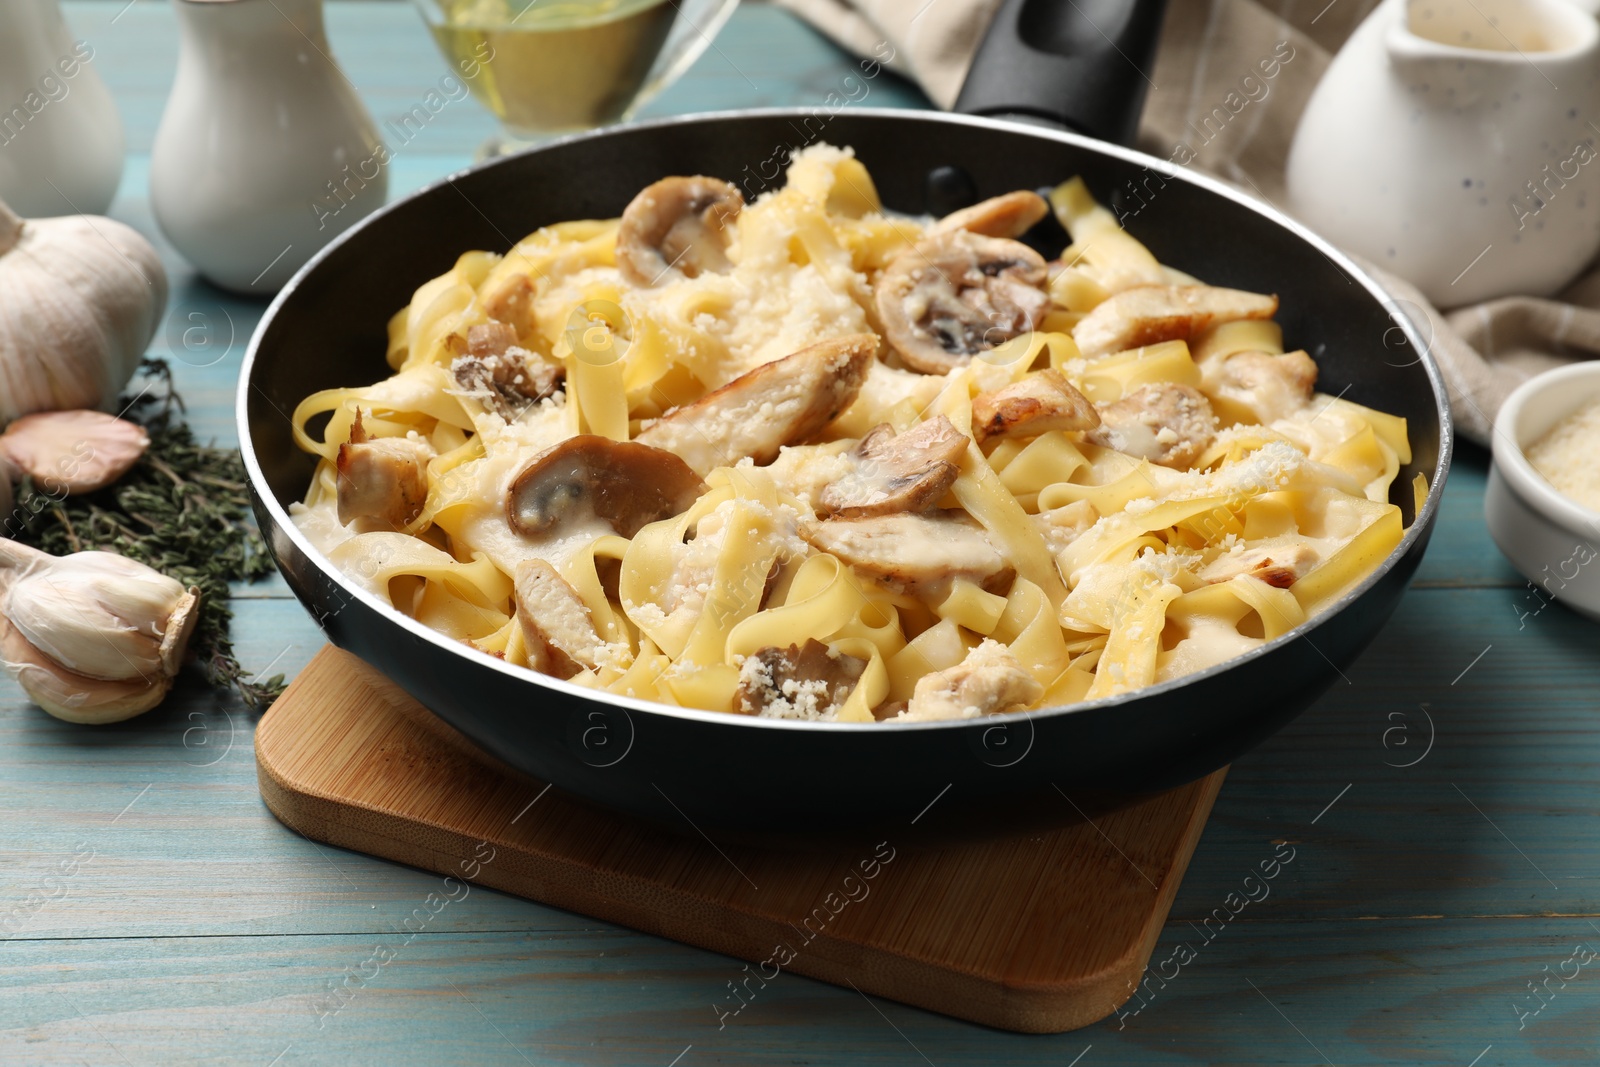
[
  {"xmin": 0, "ymin": 614, "xmax": 170, "ymax": 724},
  {"xmin": 0, "ymin": 410, "xmax": 149, "ymax": 494},
  {"xmin": 0, "ymin": 540, "xmax": 200, "ymax": 723}
]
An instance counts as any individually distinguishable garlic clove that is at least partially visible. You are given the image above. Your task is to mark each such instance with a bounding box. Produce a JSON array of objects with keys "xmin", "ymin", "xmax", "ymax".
[
  {"xmin": 0, "ymin": 541, "xmax": 200, "ymax": 723},
  {"xmin": 0, "ymin": 410, "xmax": 149, "ymax": 494},
  {"xmin": 4, "ymin": 550, "xmax": 193, "ymax": 682},
  {"xmin": 0, "ymin": 614, "xmax": 171, "ymax": 724}
]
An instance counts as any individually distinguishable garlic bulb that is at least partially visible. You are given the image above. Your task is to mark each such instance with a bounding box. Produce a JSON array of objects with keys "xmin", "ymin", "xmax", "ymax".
[
  {"xmin": 0, "ymin": 198, "xmax": 167, "ymax": 424},
  {"xmin": 0, "ymin": 540, "xmax": 199, "ymax": 724}
]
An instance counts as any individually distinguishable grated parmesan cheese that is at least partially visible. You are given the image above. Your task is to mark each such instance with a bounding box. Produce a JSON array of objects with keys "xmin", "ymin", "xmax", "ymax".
[{"xmin": 1527, "ymin": 397, "xmax": 1600, "ymax": 513}]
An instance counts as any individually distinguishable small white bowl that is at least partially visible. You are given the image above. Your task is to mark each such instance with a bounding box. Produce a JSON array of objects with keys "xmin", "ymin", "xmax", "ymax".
[{"xmin": 1486, "ymin": 361, "xmax": 1600, "ymax": 620}]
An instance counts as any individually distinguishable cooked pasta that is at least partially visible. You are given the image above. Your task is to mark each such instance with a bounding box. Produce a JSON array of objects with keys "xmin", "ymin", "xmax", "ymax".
[{"xmin": 290, "ymin": 145, "xmax": 1415, "ymax": 723}]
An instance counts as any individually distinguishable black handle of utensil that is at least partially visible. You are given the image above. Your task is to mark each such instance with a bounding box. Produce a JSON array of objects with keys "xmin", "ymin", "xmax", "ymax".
[{"xmin": 953, "ymin": 0, "xmax": 1169, "ymax": 145}]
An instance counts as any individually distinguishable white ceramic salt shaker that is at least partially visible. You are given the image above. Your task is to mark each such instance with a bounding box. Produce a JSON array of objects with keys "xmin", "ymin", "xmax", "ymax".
[
  {"xmin": 0, "ymin": 0, "xmax": 125, "ymax": 217},
  {"xmin": 151, "ymin": 0, "xmax": 387, "ymax": 294},
  {"xmin": 1286, "ymin": 0, "xmax": 1600, "ymax": 308}
]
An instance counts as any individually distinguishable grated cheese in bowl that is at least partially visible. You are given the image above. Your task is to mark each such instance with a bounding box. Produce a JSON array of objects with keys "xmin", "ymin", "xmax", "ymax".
[{"xmin": 1526, "ymin": 397, "xmax": 1600, "ymax": 513}]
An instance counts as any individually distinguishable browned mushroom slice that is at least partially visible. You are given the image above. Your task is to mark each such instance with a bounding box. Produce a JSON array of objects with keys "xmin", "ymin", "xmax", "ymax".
[
  {"xmin": 1203, "ymin": 349, "xmax": 1318, "ymax": 425},
  {"xmin": 616, "ymin": 176, "xmax": 744, "ymax": 287},
  {"xmin": 1198, "ymin": 542, "xmax": 1319, "ymax": 589},
  {"xmin": 735, "ymin": 638, "xmax": 868, "ymax": 719},
  {"xmin": 899, "ymin": 639, "xmax": 1043, "ymax": 721},
  {"xmin": 635, "ymin": 334, "xmax": 875, "ymax": 477},
  {"xmin": 930, "ymin": 190, "xmax": 1050, "ymax": 239},
  {"xmin": 1086, "ymin": 383, "xmax": 1218, "ymax": 470},
  {"xmin": 0, "ymin": 410, "xmax": 149, "ymax": 495},
  {"xmin": 877, "ymin": 230, "xmax": 1050, "ymax": 375},
  {"xmin": 515, "ymin": 559, "xmax": 602, "ymax": 679},
  {"xmin": 802, "ymin": 509, "xmax": 1012, "ymax": 593},
  {"xmin": 818, "ymin": 416, "xmax": 968, "ymax": 519},
  {"xmin": 1073, "ymin": 285, "xmax": 1279, "ymax": 358},
  {"xmin": 507, "ymin": 436, "xmax": 706, "ymax": 541},
  {"xmin": 336, "ymin": 415, "xmax": 433, "ymax": 528},
  {"xmin": 971, "ymin": 369, "xmax": 1100, "ymax": 442},
  {"xmin": 451, "ymin": 326, "xmax": 564, "ymax": 421}
]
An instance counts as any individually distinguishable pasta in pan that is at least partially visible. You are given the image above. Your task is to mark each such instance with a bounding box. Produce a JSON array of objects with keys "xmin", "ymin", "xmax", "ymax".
[{"xmin": 290, "ymin": 145, "xmax": 1417, "ymax": 723}]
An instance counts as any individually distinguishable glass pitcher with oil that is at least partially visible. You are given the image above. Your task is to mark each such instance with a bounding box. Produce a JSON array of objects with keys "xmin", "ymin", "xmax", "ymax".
[{"xmin": 415, "ymin": 0, "xmax": 740, "ymax": 152}]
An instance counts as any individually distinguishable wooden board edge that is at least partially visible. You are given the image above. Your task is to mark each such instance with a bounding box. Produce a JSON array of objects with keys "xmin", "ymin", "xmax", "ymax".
[{"xmin": 258, "ymin": 732, "xmax": 1228, "ymax": 1035}]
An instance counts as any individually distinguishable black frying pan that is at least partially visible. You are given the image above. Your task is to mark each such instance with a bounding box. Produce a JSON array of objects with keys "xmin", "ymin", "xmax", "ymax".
[{"xmin": 240, "ymin": 0, "xmax": 1452, "ymax": 835}]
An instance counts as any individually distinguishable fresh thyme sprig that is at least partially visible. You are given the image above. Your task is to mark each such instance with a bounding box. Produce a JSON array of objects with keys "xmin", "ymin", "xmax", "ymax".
[{"xmin": 9, "ymin": 359, "xmax": 286, "ymax": 710}]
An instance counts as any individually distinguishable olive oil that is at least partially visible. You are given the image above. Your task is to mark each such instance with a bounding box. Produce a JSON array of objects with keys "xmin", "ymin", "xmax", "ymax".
[{"xmin": 427, "ymin": 0, "xmax": 680, "ymax": 135}]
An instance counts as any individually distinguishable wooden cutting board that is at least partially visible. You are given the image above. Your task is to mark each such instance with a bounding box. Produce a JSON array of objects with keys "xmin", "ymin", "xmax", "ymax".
[{"xmin": 255, "ymin": 645, "xmax": 1225, "ymax": 1034}]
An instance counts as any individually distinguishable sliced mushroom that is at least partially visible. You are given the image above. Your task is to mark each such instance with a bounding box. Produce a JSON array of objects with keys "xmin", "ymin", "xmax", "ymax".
[
  {"xmin": 336, "ymin": 412, "xmax": 433, "ymax": 527},
  {"xmin": 506, "ymin": 435, "xmax": 707, "ymax": 542},
  {"xmin": 1086, "ymin": 383, "xmax": 1218, "ymax": 470},
  {"xmin": 818, "ymin": 416, "xmax": 968, "ymax": 518},
  {"xmin": 876, "ymin": 230, "xmax": 1051, "ymax": 374},
  {"xmin": 735, "ymin": 638, "xmax": 868, "ymax": 719},
  {"xmin": 0, "ymin": 410, "xmax": 149, "ymax": 495},
  {"xmin": 971, "ymin": 369, "xmax": 1100, "ymax": 442},
  {"xmin": 1072, "ymin": 284, "xmax": 1279, "ymax": 359},
  {"xmin": 801, "ymin": 509, "xmax": 1012, "ymax": 593},
  {"xmin": 1198, "ymin": 542, "xmax": 1319, "ymax": 589},
  {"xmin": 616, "ymin": 176, "xmax": 744, "ymax": 287},
  {"xmin": 930, "ymin": 190, "xmax": 1050, "ymax": 239},
  {"xmin": 450, "ymin": 325, "xmax": 564, "ymax": 421},
  {"xmin": 1202, "ymin": 349, "xmax": 1318, "ymax": 425},
  {"xmin": 898, "ymin": 639, "xmax": 1043, "ymax": 722},
  {"xmin": 515, "ymin": 558, "xmax": 602, "ymax": 679},
  {"xmin": 635, "ymin": 334, "xmax": 874, "ymax": 477}
]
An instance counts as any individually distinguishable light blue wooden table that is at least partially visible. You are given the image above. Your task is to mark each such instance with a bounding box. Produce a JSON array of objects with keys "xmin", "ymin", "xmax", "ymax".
[{"xmin": 3, "ymin": 3, "xmax": 1599, "ymax": 1065}]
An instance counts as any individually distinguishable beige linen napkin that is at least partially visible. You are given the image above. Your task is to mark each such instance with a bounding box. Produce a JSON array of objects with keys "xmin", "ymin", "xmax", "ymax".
[{"xmin": 772, "ymin": 0, "xmax": 1600, "ymax": 445}]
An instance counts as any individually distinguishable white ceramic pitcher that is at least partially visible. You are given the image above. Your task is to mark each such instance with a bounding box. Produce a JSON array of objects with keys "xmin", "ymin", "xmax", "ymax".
[
  {"xmin": 1286, "ymin": 0, "xmax": 1600, "ymax": 308},
  {"xmin": 0, "ymin": 0, "xmax": 125, "ymax": 216},
  {"xmin": 151, "ymin": 0, "xmax": 386, "ymax": 294}
]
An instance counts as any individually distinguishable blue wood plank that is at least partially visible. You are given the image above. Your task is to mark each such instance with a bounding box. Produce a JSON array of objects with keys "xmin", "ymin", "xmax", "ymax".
[
  {"xmin": 1, "ymin": 918, "xmax": 1594, "ymax": 1065},
  {"xmin": 7, "ymin": 4, "xmax": 1594, "ymax": 1066}
]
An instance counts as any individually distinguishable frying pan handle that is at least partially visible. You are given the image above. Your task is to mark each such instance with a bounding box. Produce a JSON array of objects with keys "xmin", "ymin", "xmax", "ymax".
[{"xmin": 953, "ymin": 0, "xmax": 1169, "ymax": 145}]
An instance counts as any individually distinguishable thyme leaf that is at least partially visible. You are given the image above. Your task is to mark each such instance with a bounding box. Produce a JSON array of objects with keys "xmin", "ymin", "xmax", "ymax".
[{"xmin": 8, "ymin": 359, "xmax": 286, "ymax": 710}]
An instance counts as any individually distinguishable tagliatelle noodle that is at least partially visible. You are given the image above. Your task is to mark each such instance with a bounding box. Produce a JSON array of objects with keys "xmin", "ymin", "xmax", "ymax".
[{"xmin": 286, "ymin": 145, "xmax": 1415, "ymax": 724}]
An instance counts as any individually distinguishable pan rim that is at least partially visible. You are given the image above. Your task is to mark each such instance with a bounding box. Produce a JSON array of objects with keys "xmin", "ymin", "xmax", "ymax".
[{"xmin": 239, "ymin": 105, "xmax": 1455, "ymax": 735}]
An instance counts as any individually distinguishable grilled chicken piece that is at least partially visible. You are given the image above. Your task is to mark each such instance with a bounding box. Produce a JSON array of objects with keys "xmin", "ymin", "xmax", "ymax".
[
  {"xmin": 336, "ymin": 411, "xmax": 433, "ymax": 528},
  {"xmin": 898, "ymin": 639, "xmax": 1043, "ymax": 721},
  {"xmin": 1086, "ymin": 383, "xmax": 1218, "ymax": 470},
  {"xmin": 802, "ymin": 510, "xmax": 1012, "ymax": 593},
  {"xmin": 616, "ymin": 176, "xmax": 744, "ymax": 287},
  {"xmin": 971, "ymin": 369, "xmax": 1100, "ymax": 442},
  {"xmin": 514, "ymin": 559, "xmax": 602, "ymax": 679},
  {"xmin": 506, "ymin": 436, "xmax": 707, "ymax": 541},
  {"xmin": 1203, "ymin": 349, "xmax": 1318, "ymax": 425},
  {"xmin": 1073, "ymin": 284, "xmax": 1279, "ymax": 358},
  {"xmin": 876, "ymin": 230, "xmax": 1051, "ymax": 374},
  {"xmin": 481, "ymin": 274, "xmax": 536, "ymax": 335},
  {"xmin": 1198, "ymin": 542, "xmax": 1319, "ymax": 589},
  {"xmin": 636, "ymin": 334, "xmax": 875, "ymax": 476},
  {"xmin": 735, "ymin": 638, "xmax": 868, "ymax": 719},
  {"xmin": 451, "ymin": 323, "xmax": 564, "ymax": 421},
  {"xmin": 818, "ymin": 416, "xmax": 968, "ymax": 518},
  {"xmin": 931, "ymin": 191, "xmax": 1050, "ymax": 239}
]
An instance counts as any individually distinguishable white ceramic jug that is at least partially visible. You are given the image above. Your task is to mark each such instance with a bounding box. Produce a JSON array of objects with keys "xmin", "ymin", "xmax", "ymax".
[
  {"xmin": 0, "ymin": 0, "xmax": 125, "ymax": 217},
  {"xmin": 151, "ymin": 0, "xmax": 387, "ymax": 294},
  {"xmin": 1286, "ymin": 0, "xmax": 1600, "ymax": 308}
]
